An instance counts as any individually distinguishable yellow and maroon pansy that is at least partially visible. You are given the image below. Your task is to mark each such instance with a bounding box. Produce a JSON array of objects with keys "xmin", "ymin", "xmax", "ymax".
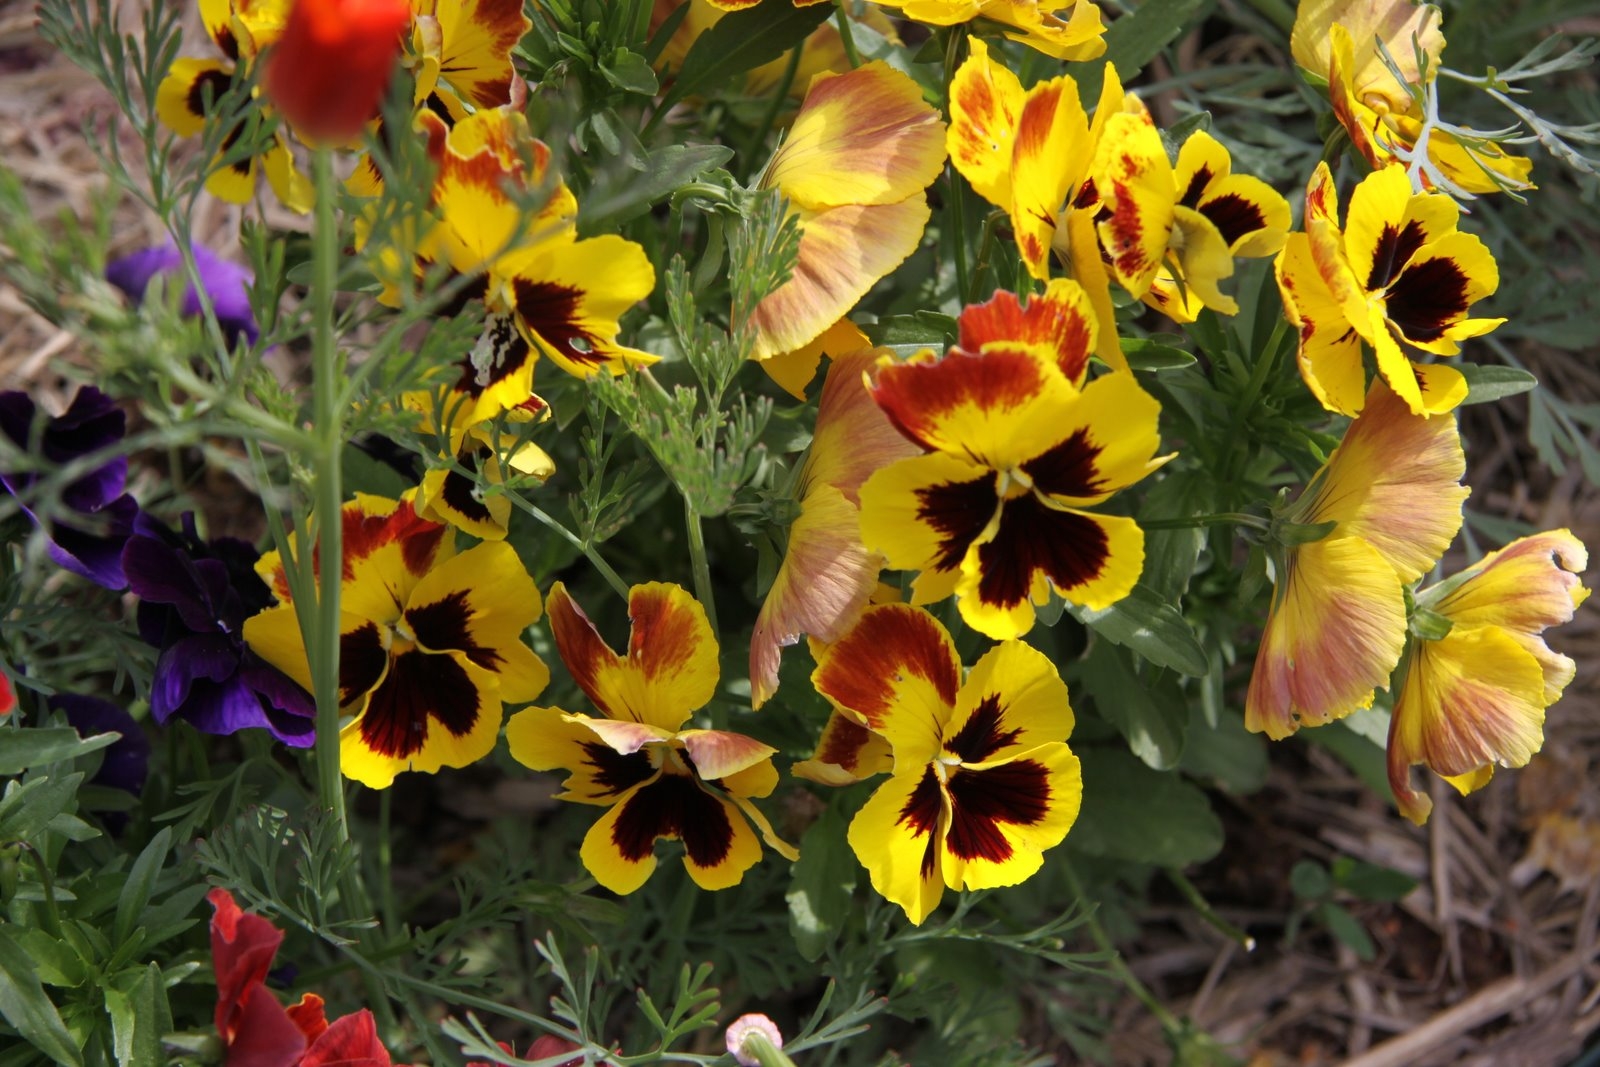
[
  {"xmin": 1245, "ymin": 378, "xmax": 1467, "ymax": 740},
  {"xmin": 749, "ymin": 61, "xmax": 946, "ymax": 364},
  {"xmin": 243, "ymin": 495, "xmax": 549, "ymax": 789},
  {"xmin": 750, "ymin": 347, "xmax": 922, "ymax": 707},
  {"xmin": 1388, "ymin": 530, "xmax": 1589, "ymax": 823},
  {"xmin": 859, "ymin": 285, "xmax": 1170, "ymax": 639},
  {"xmin": 155, "ymin": 0, "xmax": 311, "ymax": 212},
  {"xmin": 811, "ymin": 604, "xmax": 1081, "ymax": 924},
  {"xmin": 872, "ymin": 0, "xmax": 1105, "ymax": 61},
  {"xmin": 506, "ymin": 583, "xmax": 796, "ymax": 893},
  {"xmin": 1278, "ymin": 162, "xmax": 1502, "ymax": 417},
  {"xmin": 411, "ymin": 390, "xmax": 555, "ymax": 541}
]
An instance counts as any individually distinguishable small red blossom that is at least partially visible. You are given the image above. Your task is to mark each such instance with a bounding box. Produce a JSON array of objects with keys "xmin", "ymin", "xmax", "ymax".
[{"xmin": 264, "ymin": 0, "xmax": 411, "ymax": 142}]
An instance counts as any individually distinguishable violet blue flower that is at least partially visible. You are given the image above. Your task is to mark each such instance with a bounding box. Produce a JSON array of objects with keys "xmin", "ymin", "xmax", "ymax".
[
  {"xmin": 52, "ymin": 693, "xmax": 151, "ymax": 799},
  {"xmin": 106, "ymin": 241, "xmax": 260, "ymax": 347},
  {"xmin": 0, "ymin": 387, "xmax": 139, "ymax": 589},
  {"xmin": 122, "ymin": 513, "xmax": 315, "ymax": 747}
]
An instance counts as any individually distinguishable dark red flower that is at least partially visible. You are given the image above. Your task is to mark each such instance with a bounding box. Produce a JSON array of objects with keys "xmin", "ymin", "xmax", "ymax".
[{"xmin": 263, "ymin": 0, "xmax": 411, "ymax": 143}]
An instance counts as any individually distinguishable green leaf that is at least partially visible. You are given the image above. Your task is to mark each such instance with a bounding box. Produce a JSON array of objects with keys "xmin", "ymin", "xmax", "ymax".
[
  {"xmin": 104, "ymin": 964, "xmax": 168, "ymax": 1067},
  {"xmin": 114, "ymin": 828, "xmax": 172, "ymax": 949},
  {"xmin": 661, "ymin": 0, "xmax": 832, "ymax": 111},
  {"xmin": 786, "ymin": 806, "xmax": 857, "ymax": 961},
  {"xmin": 1177, "ymin": 710, "xmax": 1268, "ymax": 795},
  {"xmin": 1069, "ymin": 584, "xmax": 1209, "ymax": 677},
  {"xmin": 0, "ymin": 729, "xmax": 118, "ymax": 776},
  {"xmin": 1290, "ymin": 860, "xmax": 1331, "ymax": 900},
  {"xmin": 1122, "ymin": 336, "xmax": 1197, "ymax": 371},
  {"xmin": 1331, "ymin": 857, "xmax": 1416, "ymax": 902},
  {"xmin": 0, "ymin": 928, "xmax": 83, "ymax": 1066},
  {"xmin": 580, "ymin": 143, "xmax": 735, "ymax": 226},
  {"xmin": 1317, "ymin": 901, "xmax": 1376, "ymax": 961},
  {"xmin": 1303, "ymin": 712, "xmax": 1389, "ymax": 795},
  {"xmin": 600, "ymin": 47, "xmax": 659, "ymax": 95},
  {"xmin": 13, "ymin": 930, "xmax": 86, "ymax": 988},
  {"xmin": 1067, "ymin": 0, "xmax": 1218, "ymax": 100},
  {"xmin": 0, "ymin": 773, "xmax": 85, "ymax": 843},
  {"xmin": 866, "ymin": 312, "xmax": 958, "ymax": 347},
  {"xmin": 1069, "ymin": 748, "xmax": 1223, "ymax": 867},
  {"xmin": 1457, "ymin": 363, "xmax": 1538, "ymax": 405},
  {"xmin": 1080, "ymin": 641, "xmax": 1187, "ymax": 770}
]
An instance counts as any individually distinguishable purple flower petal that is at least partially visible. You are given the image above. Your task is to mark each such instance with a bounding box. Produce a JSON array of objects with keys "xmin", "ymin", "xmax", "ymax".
[
  {"xmin": 46, "ymin": 492, "xmax": 140, "ymax": 590},
  {"xmin": 107, "ymin": 242, "xmax": 260, "ymax": 346},
  {"xmin": 52, "ymin": 693, "xmax": 150, "ymax": 797},
  {"xmin": 149, "ymin": 633, "xmax": 237, "ymax": 722}
]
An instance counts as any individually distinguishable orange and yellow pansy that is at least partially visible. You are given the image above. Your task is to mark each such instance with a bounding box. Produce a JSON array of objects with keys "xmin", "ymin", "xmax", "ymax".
[
  {"xmin": 1388, "ymin": 531, "xmax": 1590, "ymax": 824},
  {"xmin": 871, "ymin": 0, "xmax": 1105, "ymax": 61},
  {"xmin": 155, "ymin": 0, "xmax": 312, "ymax": 211},
  {"xmin": 749, "ymin": 346, "xmax": 922, "ymax": 707},
  {"xmin": 859, "ymin": 281, "xmax": 1170, "ymax": 640},
  {"xmin": 811, "ymin": 604, "xmax": 1082, "ymax": 924},
  {"xmin": 1245, "ymin": 379, "xmax": 1467, "ymax": 740},
  {"xmin": 1276, "ymin": 162, "xmax": 1502, "ymax": 418},
  {"xmin": 243, "ymin": 494, "xmax": 549, "ymax": 788},
  {"xmin": 505, "ymin": 583, "xmax": 796, "ymax": 894},
  {"xmin": 749, "ymin": 62, "xmax": 947, "ymax": 373}
]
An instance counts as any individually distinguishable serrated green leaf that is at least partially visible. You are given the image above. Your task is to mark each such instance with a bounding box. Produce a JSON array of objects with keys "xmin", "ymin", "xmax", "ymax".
[
  {"xmin": 0, "ymin": 773, "xmax": 84, "ymax": 843},
  {"xmin": 0, "ymin": 729, "xmax": 118, "ymax": 776},
  {"xmin": 0, "ymin": 928, "xmax": 83, "ymax": 1066},
  {"xmin": 1457, "ymin": 362, "xmax": 1538, "ymax": 405},
  {"xmin": 1080, "ymin": 641, "xmax": 1187, "ymax": 769},
  {"xmin": 661, "ymin": 0, "xmax": 832, "ymax": 111},
  {"xmin": 1069, "ymin": 748, "xmax": 1223, "ymax": 867},
  {"xmin": 600, "ymin": 48, "xmax": 658, "ymax": 95},
  {"xmin": 114, "ymin": 827, "xmax": 172, "ymax": 949},
  {"xmin": 1069, "ymin": 584, "xmax": 1209, "ymax": 677},
  {"xmin": 786, "ymin": 807, "xmax": 857, "ymax": 961}
]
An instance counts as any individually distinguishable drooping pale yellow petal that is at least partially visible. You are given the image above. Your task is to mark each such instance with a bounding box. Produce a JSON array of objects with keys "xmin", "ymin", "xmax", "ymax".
[
  {"xmin": 1387, "ymin": 626, "xmax": 1547, "ymax": 824},
  {"xmin": 1167, "ymin": 204, "xmax": 1238, "ymax": 315},
  {"xmin": 803, "ymin": 347, "xmax": 923, "ymax": 502},
  {"xmin": 763, "ymin": 61, "xmax": 947, "ymax": 212},
  {"xmin": 1245, "ymin": 535, "xmax": 1407, "ymax": 740},
  {"xmin": 947, "ymin": 36, "xmax": 1024, "ymax": 210},
  {"xmin": 758, "ymin": 317, "xmax": 871, "ymax": 401}
]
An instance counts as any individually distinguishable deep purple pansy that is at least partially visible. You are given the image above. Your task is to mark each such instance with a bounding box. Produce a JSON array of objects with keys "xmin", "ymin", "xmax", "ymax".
[
  {"xmin": 122, "ymin": 513, "xmax": 315, "ymax": 747},
  {"xmin": 52, "ymin": 693, "xmax": 151, "ymax": 799},
  {"xmin": 106, "ymin": 242, "xmax": 260, "ymax": 347},
  {"xmin": 0, "ymin": 387, "xmax": 139, "ymax": 589}
]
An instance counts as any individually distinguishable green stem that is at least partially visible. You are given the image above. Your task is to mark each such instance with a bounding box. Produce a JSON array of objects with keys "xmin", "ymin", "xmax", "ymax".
[
  {"xmin": 1220, "ymin": 315, "xmax": 1288, "ymax": 485},
  {"xmin": 1061, "ymin": 858, "xmax": 1182, "ymax": 1033},
  {"xmin": 18, "ymin": 845, "xmax": 63, "ymax": 937},
  {"xmin": 1166, "ymin": 868, "xmax": 1257, "ymax": 951},
  {"xmin": 834, "ymin": 0, "xmax": 861, "ymax": 68},
  {"xmin": 308, "ymin": 147, "xmax": 348, "ymax": 845},
  {"xmin": 506, "ymin": 494, "xmax": 630, "ymax": 602},
  {"xmin": 1139, "ymin": 512, "xmax": 1270, "ymax": 532},
  {"xmin": 685, "ymin": 501, "xmax": 719, "ymax": 636},
  {"xmin": 965, "ymin": 209, "xmax": 1002, "ymax": 305}
]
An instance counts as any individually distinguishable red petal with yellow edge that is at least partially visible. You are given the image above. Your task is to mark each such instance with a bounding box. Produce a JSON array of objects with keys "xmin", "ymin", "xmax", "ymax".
[
  {"xmin": 749, "ymin": 487, "xmax": 881, "ymax": 709},
  {"xmin": 546, "ymin": 581, "xmax": 718, "ymax": 731},
  {"xmin": 940, "ymin": 743, "xmax": 1082, "ymax": 892},
  {"xmin": 429, "ymin": 0, "xmax": 530, "ymax": 109},
  {"xmin": 812, "ymin": 603, "xmax": 961, "ymax": 767},
  {"xmin": 803, "ymin": 345, "xmax": 921, "ymax": 501},
  {"xmin": 1277, "ymin": 231, "xmax": 1367, "ymax": 417},
  {"xmin": 793, "ymin": 707, "xmax": 894, "ymax": 785},
  {"xmin": 869, "ymin": 347, "xmax": 1080, "ymax": 472},
  {"xmin": 763, "ymin": 61, "xmax": 946, "ymax": 212},
  {"xmin": 750, "ymin": 198, "xmax": 932, "ymax": 362},
  {"xmin": 757, "ymin": 317, "xmax": 870, "ymax": 401},
  {"xmin": 503, "ymin": 234, "xmax": 660, "ymax": 379},
  {"xmin": 956, "ymin": 280, "xmax": 1097, "ymax": 385},
  {"xmin": 1245, "ymin": 536, "xmax": 1406, "ymax": 740},
  {"xmin": 944, "ymin": 641, "xmax": 1075, "ymax": 763},
  {"xmin": 503, "ymin": 706, "xmax": 660, "ymax": 804},
  {"xmin": 1023, "ymin": 371, "xmax": 1170, "ymax": 507},
  {"xmin": 847, "ymin": 767, "xmax": 947, "ymax": 925},
  {"xmin": 253, "ymin": 494, "xmax": 451, "ymax": 612},
  {"xmin": 1387, "ymin": 626, "xmax": 1547, "ymax": 825},
  {"xmin": 858, "ymin": 452, "xmax": 1000, "ymax": 590},
  {"xmin": 947, "ymin": 36, "xmax": 1024, "ymax": 210},
  {"xmin": 1094, "ymin": 107, "xmax": 1174, "ymax": 297},
  {"xmin": 678, "ymin": 729, "xmax": 779, "ymax": 781},
  {"xmin": 341, "ymin": 649, "xmax": 502, "ymax": 789},
  {"xmin": 1010, "ymin": 75, "xmax": 1090, "ymax": 280},
  {"xmin": 581, "ymin": 774, "xmax": 764, "ymax": 893},
  {"xmin": 958, "ymin": 501, "xmax": 1143, "ymax": 638},
  {"xmin": 1303, "ymin": 377, "xmax": 1467, "ymax": 584}
]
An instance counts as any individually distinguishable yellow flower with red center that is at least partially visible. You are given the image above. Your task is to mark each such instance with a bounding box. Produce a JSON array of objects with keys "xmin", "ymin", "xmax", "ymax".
[
  {"xmin": 155, "ymin": 0, "xmax": 312, "ymax": 211},
  {"xmin": 1388, "ymin": 531, "xmax": 1590, "ymax": 824},
  {"xmin": 1245, "ymin": 379, "xmax": 1467, "ymax": 740},
  {"xmin": 1092, "ymin": 99, "xmax": 1290, "ymax": 321},
  {"xmin": 407, "ymin": 107, "xmax": 658, "ymax": 401},
  {"xmin": 749, "ymin": 345, "xmax": 922, "ymax": 707},
  {"xmin": 945, "ymin": 37, "xmax": 1124, "ymax": 368},
  {"xmin": 858, "ymin": 281, "xmax": 1170, "ymax": 640},
  {"xmin": 1277, "ymin": 163, "xmax": 1503, "ymax": 418},
  {"xmin": 809, "ymin": 603, "xmax": 1082, "ymax": 924},
  {"xmin": 505, "ymin": 583, "xmax": 796, "ymax": 894},
  {"xmin": 871, "ymin": 0, "xmax": 1105, "ymax": 61},
  {"xmin": 243, "ymin": 495, "xmax": 550, "ymax": 788},
  {"xmin": 748, "ymin": 62, "xmax": 947, "ymax": 379}
]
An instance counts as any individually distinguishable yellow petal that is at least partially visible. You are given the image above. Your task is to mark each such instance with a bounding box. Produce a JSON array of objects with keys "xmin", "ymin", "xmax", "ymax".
[
  {"xmin": 858, "ymin": 453, "xmax": 1001, "ymax": 598},
  {"xmin": 502, "ymin": 233, "xmax": 660, "ymax": 379},
  {"xmin": 1094, "ymin": 107, "xmax": 1175, "ymax": 297},
  {"xmin": 947, "ymin": 36, "xmax": 1024, "ymax": 209},
  {"xmin": 757, "ymin": 317, "xmax": 870, "ymax": 401},
  {"xmin": 793, "ymin": 707, "xmax": 894, "ymax": 785},
  {"xmin": 1277, "ymin": 232, "xmax": 1367, "ymax": 417},
  {"xmin": 1294, "ymin": 5, "xmax": 1444, "ymax": 114},
  {"xmin": 1010, "ymin": 74, "xmax": 1090, "ymax": 279},
  {"xmin": 503, "ymin": 706, "xmax": 661, "ymax": 804},
  {"xmin": 847, "ymin": 768, "xmax": 947, "ymax": 925},
  {"xmin": 340, "ymin": 651, "xmax": 504, "ymax": 788},
  {"xmin": 1023, "ymin": 371, "xmax": 1171, "ymax": 507},
  {"xmin": 944, "ymin": 640, "xmax": 1075, "ymax": 761},
  {"xmin": 939, "ymin": 743, "xmax": 1082, "ymax": 892},
  {"xmin": 803, "ymin": 346, "xmax": 922, "ymax": 501}
]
